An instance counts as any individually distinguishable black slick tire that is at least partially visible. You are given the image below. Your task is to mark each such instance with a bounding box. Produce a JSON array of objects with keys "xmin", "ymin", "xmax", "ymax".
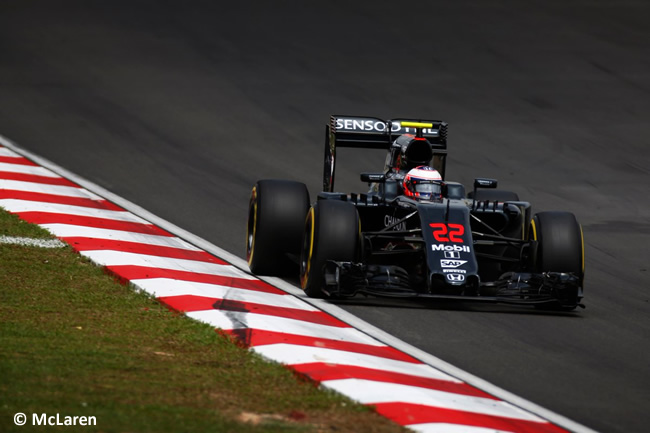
[
  {"xmin": 246, "ymin": 179, "xmax": 309, "ymax": 276},
  {"xmin": 530, "ymin": 211, "xmax": 585, "ymax": 309},
  {"xmin": 531, "ymin": 211, "xmax": 584, "ymax": 276},
  {"xmin": 300, "ymin": 200, "xmax": 360, "ymax": 298}
]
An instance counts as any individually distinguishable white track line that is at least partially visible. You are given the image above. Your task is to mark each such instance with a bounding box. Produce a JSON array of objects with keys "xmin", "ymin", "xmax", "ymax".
[
  {"xmin": 0, "ymin": 180, "xmax": 104, "ymax": 199},
  {"xmin": 0, "ymin": 161, "xmax": 61, "ymax": 177},
  {"xmin": 254, "ymin": 344, "xmax": 459, "ymax": 383},
  {"xmin": 408, "ymin": 424, "xmax": 518, "ymax": 433},
  {"xmin": 80, "ymin": 250, "xmax": 247, "ymax": 278},
  {"xmin": 42, "ymin": 224, "xmax": 202, "ymax": 250},
  {"xmin": 135, "ymin": 278, "xmax": 321, "ymax": 310},
  {"xmin": 0, "ymin": 199, "xmax": 148, "ymax": 222},
  {"xmin": 0, "ymin": 235, "xmax": 66, "ymax": 248},
  {"xmin": 322, "ymin": 378, "xmax": 545, "ymax": 422},
  {"xmin": 187, "ymin": 309, "xmax": 381, "ymax": 345}
]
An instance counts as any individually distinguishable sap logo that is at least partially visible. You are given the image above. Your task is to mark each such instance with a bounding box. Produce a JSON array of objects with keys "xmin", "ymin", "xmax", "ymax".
[
  {"xmin": 432, "ymin": 244, "xmax": 470, "ymax": 253},
  {"xmin": 446, "ymin": 274, "xmax": 465, "ymax": 282},
  {"xmin": 441, "ymin": 260, "xmax": 467, "ymax": 268}
]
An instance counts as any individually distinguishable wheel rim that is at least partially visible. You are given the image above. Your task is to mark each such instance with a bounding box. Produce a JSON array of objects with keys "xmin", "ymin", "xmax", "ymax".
[
  {"xmin": 299, "ymin": 207, "xmax": 315, "ymax": 289},
  {"xmin": 246, "ymin": 186, "xmax": 258, "ymax": 266}
]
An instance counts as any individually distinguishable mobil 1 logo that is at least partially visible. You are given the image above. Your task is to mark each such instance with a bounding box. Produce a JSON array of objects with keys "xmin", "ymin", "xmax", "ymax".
[{"xmin": 431, "ymin": 244, "xmax": 470, "ymax": 253}]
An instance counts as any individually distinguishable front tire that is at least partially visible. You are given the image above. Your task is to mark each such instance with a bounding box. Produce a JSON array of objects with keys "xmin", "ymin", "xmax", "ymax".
[
  {"xmin": 530, "ymin": 211, "xmax": 584, "ymax": 309},
  {"xmin": 300, "ymin": 200, "xmax": 360, "ymax": 298},
  {"xmin": 246, "ymin": 180, "xmax": 310, "ymax": 275},
  {"xmin": 530, "ymin": 211, "xmax": 584, "ymax": 276}
]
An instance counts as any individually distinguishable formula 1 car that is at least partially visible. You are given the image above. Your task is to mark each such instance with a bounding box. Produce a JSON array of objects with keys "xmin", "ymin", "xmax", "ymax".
[{"xmin": 246, "ymin": 115, "xmax": 585, "ymax": 309}]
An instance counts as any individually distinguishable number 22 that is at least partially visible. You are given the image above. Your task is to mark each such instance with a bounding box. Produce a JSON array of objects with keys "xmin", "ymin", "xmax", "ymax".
[{"xmin": 430, "ymin": 223, "xmax": 465, "ymax": 243}]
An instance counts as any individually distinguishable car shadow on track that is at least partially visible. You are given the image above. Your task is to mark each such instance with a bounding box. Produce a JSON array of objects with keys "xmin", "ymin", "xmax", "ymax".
[
  {"xmin": 327, "ymin": 296, "xmax": 584, "ymax": 317},
  {"xmin": 278, "ymin": 275, "xmax": 584, "ymax": 317}
]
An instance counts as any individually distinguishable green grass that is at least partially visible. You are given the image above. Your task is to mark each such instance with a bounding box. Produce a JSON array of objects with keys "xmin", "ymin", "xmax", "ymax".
[{"xmin": 0, "ymin": 210, "xmax": 405, "ymax": 433}]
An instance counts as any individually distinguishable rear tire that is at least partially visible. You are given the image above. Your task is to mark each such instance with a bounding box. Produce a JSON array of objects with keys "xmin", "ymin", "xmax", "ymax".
[
  {"xmin": 300, "ymin": 200, "xmax": 360, "ymax": 298},
  {"xmin": 246, "ymin": 180, "xmax": 310, "ymax": 275}
]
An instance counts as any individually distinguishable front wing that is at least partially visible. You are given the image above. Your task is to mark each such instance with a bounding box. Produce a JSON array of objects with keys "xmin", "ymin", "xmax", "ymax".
[{"xmin": 322, "ymin": 261, "xmax": 584, "ymax": 309}]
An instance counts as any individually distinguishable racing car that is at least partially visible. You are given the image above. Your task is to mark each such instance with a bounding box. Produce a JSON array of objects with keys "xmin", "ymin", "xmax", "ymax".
[{"xmin": 246, "ymin": 115, "xmax": 585, "ymax": 309}]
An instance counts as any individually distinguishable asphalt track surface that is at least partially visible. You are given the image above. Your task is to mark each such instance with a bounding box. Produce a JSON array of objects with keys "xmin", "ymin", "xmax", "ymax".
[{"xmin": 1, "ymin": 2, "xmax": 649, "ymax": 432}]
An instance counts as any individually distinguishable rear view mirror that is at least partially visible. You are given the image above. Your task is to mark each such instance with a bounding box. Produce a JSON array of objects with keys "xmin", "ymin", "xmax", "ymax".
[
  {"xmin": 471, "ymin": 178, "xmax": 498, "ymax": 208},
  {"xmin": 474, "ymin": 178, "xmax": 498, "ymax": 189},
  {"xmin": 361, "ymin": 173, "xmax": 386, "ymax": 183}
]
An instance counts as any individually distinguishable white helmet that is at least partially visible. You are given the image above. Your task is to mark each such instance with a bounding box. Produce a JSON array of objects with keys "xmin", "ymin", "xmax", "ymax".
[{"xmin": 403, "ymin": 166, "xmax": 443, "ymax": 200}]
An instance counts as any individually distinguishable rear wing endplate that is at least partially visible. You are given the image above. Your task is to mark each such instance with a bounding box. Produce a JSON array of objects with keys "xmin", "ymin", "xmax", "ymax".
[{"xmin": 324, "ymin": 115, "xmax": 448, "ymax": 192}]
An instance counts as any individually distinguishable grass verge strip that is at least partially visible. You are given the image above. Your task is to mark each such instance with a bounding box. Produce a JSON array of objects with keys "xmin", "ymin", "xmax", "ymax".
[{"xmin": 0, "ymin": 210, "xmax": 404, "ymax": 433}]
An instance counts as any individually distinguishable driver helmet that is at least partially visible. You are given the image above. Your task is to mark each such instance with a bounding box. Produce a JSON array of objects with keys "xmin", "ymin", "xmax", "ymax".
[{"xmin": 403, "ymin": 166, "xmax": 443, "ymax": 200}]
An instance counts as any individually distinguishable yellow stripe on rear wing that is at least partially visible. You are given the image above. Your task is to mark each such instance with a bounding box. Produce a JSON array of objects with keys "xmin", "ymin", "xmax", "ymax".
[{"xmin": 400, "ymin": 121, "xmax": 434, "ymax": 129}]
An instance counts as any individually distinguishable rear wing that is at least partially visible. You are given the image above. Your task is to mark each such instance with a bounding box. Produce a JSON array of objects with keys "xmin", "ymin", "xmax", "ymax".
[{"xmin": 324, "ymin": 115, "xmax": 448, "ymax": 192}]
